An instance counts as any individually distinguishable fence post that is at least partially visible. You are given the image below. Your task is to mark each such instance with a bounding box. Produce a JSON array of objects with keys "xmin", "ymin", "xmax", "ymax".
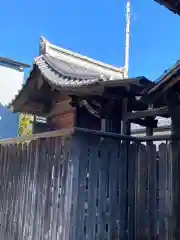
[
  {"xmin": 170, "ymin": 128, "xmax": 180, "ymax": 239},
  {"xmin": 166, "ymin": 92, "xmax": 180, "ymax": 239}
]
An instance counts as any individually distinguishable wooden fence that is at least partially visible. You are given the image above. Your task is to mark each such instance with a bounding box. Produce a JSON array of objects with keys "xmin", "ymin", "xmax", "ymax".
[{"xmin": 0, "ymin": 129, "xmax": 175, "ymax": 239}]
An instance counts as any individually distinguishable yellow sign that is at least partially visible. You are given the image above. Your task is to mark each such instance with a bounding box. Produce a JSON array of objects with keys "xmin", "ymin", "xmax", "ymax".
[{"xmin": 19, "ymin": 113, "xmax": 33, "ymax": 136}]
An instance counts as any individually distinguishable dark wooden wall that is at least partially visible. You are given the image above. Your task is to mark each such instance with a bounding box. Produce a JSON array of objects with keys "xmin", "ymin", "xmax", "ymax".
[
  {"xmin": 50, "ymin": 111, "xmax": 75, "ymax": 130},
  {"xmin": 43, "ymin": 95, "xmax": 101, "ymax": 132}
]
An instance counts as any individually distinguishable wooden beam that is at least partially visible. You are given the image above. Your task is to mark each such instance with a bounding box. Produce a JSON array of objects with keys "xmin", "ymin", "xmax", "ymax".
[
  {"xmin": 125, "ymin": 106, "xmax": 169, "ymax": 120},
  {"xmin": 13, "ymin": 101, "xmax": 49, "ymax": 116},
  {"xmin": 28, "ymin": 101, "xmax": 46, "ymax": 110}
]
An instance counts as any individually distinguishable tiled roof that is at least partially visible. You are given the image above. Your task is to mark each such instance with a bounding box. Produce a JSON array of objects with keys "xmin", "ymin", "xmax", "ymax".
[
  {"xmin": 9, "ymin": 37, "xmax": 125, "ymax": 107},
  {"xmin": 35, "ymin": 54, "xmax": 114, "ymax": 88},
  {"xmin": 33, "ymin": 36, "xmax": 125, "ymax": 88}
]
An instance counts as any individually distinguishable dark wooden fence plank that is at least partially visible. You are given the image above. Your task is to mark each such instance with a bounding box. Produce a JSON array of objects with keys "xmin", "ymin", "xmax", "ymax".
[
  {"xmin": 127, "ymin": 143, "xmax": 137, "ymax": 240},
  {"xmin": 147, "ymin": 142, "xmax": 157, "ymax": 239},
  {"xmin": 69, "ymin": 134, "xmax": 81, "ymax": 240},
  {"xmin": 171, "ymin": 139, "xmax": 180, "ymax": 239},
  {"xmin": 97, "ymin": 139, "xmax": 110, "ymax": 240},
  {"xmin": 167, "ymin": 142, "xmax": 173, "ymax": 240},
  {"xmin": 159, "ymin": 143, "xmax": 168, "ymax": 239},
  {"xmin": 119, "ymin": 142, "xmax": 128, "ymax": 239},
  {"xmin": 0, "ymin": 131, "xmax": 177, "ymax": 240},
  {"xmin": 108, "ymin": 140, "xmax": 119, "ymax": 240},
  {"xmin": 75, "ymin": 134, "xmax": 89, "ymax": 240},
  {"xmin": 135, "ymin": 144, "xmax": 148, "ymax": 239},
  {"xmin": 86, "ymin": 136, "xmax": 99, "ymax": 240}
]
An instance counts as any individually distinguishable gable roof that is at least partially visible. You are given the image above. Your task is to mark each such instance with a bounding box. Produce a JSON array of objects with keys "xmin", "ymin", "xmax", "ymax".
[
  {"xmin": 35, "ymin": 36, "xmax": 125, "ymax": 88},
  {"xmin": 9, "ymin": 37, "xmax": 126, "ymax": 109}
]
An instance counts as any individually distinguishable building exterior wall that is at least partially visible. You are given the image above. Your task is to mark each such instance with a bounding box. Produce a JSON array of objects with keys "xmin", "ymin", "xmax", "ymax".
[
  {"xmin": 50, "ymin": 111, "xmax": 75, "ymax": 130},
  {"xmin": 0, "ymin": 62, "xmax": 24, "ymax": 138},
  {"xmin": 34, "ymin": 95, "xmax": 101, "ymax": 133}
]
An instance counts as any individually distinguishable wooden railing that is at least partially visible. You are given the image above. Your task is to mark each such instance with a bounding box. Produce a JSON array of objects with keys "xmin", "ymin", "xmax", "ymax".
[{"xmin": 0, "ymin": 128, "xmax": 74, "ymax": 144}]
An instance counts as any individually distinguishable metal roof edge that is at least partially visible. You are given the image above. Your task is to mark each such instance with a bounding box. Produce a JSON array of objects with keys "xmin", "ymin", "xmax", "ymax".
[{"xmin": 0, "ymin": 57, "xmax": 30, "ymax": 69}]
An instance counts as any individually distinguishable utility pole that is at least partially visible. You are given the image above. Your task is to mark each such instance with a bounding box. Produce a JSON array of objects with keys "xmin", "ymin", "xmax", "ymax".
[{"xmin": 124, "ymin": 0, "xmax": 131, "ymax": 78}]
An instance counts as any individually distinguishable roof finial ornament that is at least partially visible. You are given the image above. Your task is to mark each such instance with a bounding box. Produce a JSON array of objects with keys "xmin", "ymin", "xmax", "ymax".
[{"xmin": 40, "ymin": 36, "xmax": 47, "ymax": 55}]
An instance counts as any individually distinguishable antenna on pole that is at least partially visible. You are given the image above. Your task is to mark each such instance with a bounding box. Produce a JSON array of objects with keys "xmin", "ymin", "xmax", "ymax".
[{"xmin": 124, "ymin": 0, "xmax": 131, "ymax": 78}]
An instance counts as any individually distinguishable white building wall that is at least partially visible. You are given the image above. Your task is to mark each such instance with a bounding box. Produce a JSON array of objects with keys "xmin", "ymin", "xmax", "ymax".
[
  {"xmin": 0, "ymin": 62, "xmax": 25, "ymax": 138},
  {"xmin": 0, "ymin": 63, "xmax": 24, "ymax": 106}
]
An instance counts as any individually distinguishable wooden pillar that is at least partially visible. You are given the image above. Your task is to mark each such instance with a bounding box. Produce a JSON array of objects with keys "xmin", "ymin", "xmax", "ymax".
[
  {"xmin": 122, "ymin": 98, "xmax": 130, "ymax": 135},
  {"xmin": 101, "ymin": 118, "xmax": 106, "ymax": 131},
  {"xmin": 170, "ymin": 117, "xmax": 180, "ymax": 239},
  {"xmin": 166, "ymin": 92, "xmax": 180, "ymax": 238},
  {"xmin": 101, "ymin": 98, "xmax": 122, "ymax": 133},
  {"xmin": 111, "ymin": 98, "xmax": 122, "ymax": 133},
  {"xmin": 170, "ymin": 113, "xmax": 180, "ymax": 238}
]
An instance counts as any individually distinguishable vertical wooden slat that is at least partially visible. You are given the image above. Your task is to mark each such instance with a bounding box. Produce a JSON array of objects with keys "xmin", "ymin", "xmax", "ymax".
[
  {"xmin": 167, "ymin": 142, "xmax": 173, "ymax": 240},
  {"xmin": 170, "ymin": 139, "xmax": 180, "ymax": 239},
  {"xmin": 115, "ymin": 141, "xmax": 121, "ymax": 239},
  {"xmin": 127, "ymin": 143, "xmax": 137, "ymax": 240},
  {"xmin": 53, "ymin": 137, "xmax": 62, "ymax": 239},
  {"xmin": 24, "ymin": 141, "xmax": 35, "ymax": 239},
  {"xmin": 60, "ymin": 138, "xmax": 69, "ymax": 240},
  {"xmin": 97, "ymin": 138, "xmax": 109, "ymax": 240},
  {"xmin": 75, "ymin": 133, "xmax": 89, "ymax": 240},
  {"xmin": 63, "ymin": 139, "xmax": 73, "ymax": 240},
  {"xmin": 108, "ymin": 139, "xmax": 119, "ymax": 240},
  {"xmin": 86, "ymin": 135, "xmax": 99, "ymax": 240},
  {"xmin": 147, "ymin": 142, "xmax": 157, "ymax": 239},
  {"xmin": 135, "ymin": 144, "xmax": 148, "ymax": 239},
  {"xmin": 0, "ymin": 144, "xmax": 4, "ymax": 235},
  {"xmin": 119, "ymin": 142, "xmax": 128, "ymax": 239},
  {"xmin": 159, "ymin": 143, "xmax": 169, "ymax": 240},
  {"xmin": 69, "ymin": 133, "xmax": 81, "ymax": 240}
]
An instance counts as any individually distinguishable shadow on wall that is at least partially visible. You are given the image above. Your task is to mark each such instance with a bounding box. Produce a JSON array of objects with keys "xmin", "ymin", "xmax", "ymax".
[{"xmin": 0, "ymin": 103, "xmax": 19, "ymax": 139}]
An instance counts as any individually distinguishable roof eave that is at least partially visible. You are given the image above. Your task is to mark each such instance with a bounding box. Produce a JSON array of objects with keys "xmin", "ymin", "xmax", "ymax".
[
  {"xmin": 148, "ymin": 61, "xmax": 180, "ymax": 96},
  {"xmin": 155, "ymin": 0, "xmax": 180, "ymax": 15},
  {"xmin": 0, "ymin": 57, "xmax": 30, "ymax": 69}
]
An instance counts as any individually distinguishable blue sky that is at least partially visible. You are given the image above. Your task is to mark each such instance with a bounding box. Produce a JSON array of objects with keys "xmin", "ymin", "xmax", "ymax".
[{"xmin": 0, "ymin": 0, "xmax": 180, "ymax": 80}]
